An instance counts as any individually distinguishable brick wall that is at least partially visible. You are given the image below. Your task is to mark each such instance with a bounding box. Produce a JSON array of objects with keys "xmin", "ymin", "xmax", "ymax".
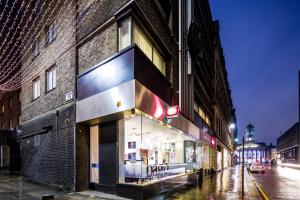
[
  {"xmin": 78, "ymin": 23, "xmax": 118, "ymax": 74},
  {"xmin": 75, "ymin": 123, "xmax": 89, "ymax": 191},
  {"xmin": 0, "ymin": 90, "xmax": 21, "ymax": 129},
  {"xmin": 21, "ymin": 103, "xmax": 75, "ymax": 190}
]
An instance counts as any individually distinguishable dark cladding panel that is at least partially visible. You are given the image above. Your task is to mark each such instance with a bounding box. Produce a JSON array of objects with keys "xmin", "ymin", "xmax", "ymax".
[
  {"xmin": 77, "ymin": 49, "xmax": 135, "ymax": 100},
  {"xmin": 134, "ymin": 47, "xmax": 172, "ymax": 105}
]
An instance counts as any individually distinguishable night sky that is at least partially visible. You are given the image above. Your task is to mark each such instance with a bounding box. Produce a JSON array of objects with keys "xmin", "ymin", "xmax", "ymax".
[{"xmin": 210, "ymin": 0, "xmax": 300, "ymax": 145}]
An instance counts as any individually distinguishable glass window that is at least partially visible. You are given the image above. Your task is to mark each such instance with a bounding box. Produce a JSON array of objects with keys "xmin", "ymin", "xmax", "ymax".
[
  {"xmin": 33, "ymin": 38, "xmax": 40, "ymax": 57},
  {"xmin": 46, "ymin": 22, "xmax": 57, "ymax": 44},
  {"xmin": 153, "ymin": 48, "xmax": 166, "ymax": 75},
  {"xmin": 133, "ymin": 25, "xmax": 153, "ymax": 61},
  {"xmin": 119, "ymin": 18, "xmax": 132, "ymax": 51},
  {"xmin": 118, "ymin": 19, "xmax": 167, "ymax": 76},
  {"xmin": 46, "ymin": 67, "xmax": 57, "ymax": 92},
  {"xmin": 1, "ymin": 104, "xmax": 4, "ymax": 113},
  {"xmin": 119, "ymin": 114, "xmax": 198, "ymax": 186},
  {"xmin": 33, "ymin": 78, "xmax": 40, "ymax": 99}
]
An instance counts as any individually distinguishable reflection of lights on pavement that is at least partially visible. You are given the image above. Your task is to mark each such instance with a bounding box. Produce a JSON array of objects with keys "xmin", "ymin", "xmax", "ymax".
[
  {"xmin": 277, "ymin": 166, "xmax": 300, "ymax": 180},
  {"xmin": 279, "ymin": 162, "xmax": 300, "ymax": 169}
]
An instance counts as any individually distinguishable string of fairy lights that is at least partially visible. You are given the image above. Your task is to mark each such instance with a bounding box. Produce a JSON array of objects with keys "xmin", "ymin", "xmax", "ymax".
[{"xmin": 0, "ymin": 0, "xmax": 104, "ymax": 98}]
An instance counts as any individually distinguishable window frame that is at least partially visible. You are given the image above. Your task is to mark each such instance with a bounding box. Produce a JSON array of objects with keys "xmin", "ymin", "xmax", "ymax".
[
  {"xmin": 46, "ymin": 65, "xmax": 57, "ymax": 93},
  {"xmin": 45, "ymin": 21, "xmax": 57, "ymax": 45},
  {"xmin": 32, "ymin": 38, "xmax": 40, "ymax": 58},
  {"xmin": 32, "ymin": 77, "xmax": 41, "ymax": 100},
  {"xmin": 118, "ymin": 18, "xmax": 167, "ymax": 76}
]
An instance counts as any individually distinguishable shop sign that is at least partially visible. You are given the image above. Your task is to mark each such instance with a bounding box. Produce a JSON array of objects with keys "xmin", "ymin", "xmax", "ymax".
[
  {"xmin": 166, "ymin": 105, "xmax": 179, "ymax": 119},
  {"xmin": 211, "ymin": 136, "xmax": 217, "ymax": 148},
  {"xmin": 202, "ymin": 132, "xmax": 211, "ymax": 143}
]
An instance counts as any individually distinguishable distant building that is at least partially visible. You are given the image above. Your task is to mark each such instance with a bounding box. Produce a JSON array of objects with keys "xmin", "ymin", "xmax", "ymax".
[
  {"xmin": 277, "ymin": 123, "xmax": 300, "ymax": 164},
  {"xmin": 237, "ymin": 124, "xmax": 276, "ymax": 164}
]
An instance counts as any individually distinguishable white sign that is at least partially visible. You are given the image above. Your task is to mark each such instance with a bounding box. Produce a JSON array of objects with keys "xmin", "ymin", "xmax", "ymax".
[{"xmin": 66, "ymin": 91, "xmax": 73, "ymax": 101}]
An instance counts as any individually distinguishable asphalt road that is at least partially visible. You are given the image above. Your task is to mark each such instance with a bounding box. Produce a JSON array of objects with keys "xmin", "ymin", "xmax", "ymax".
[{"xmin": 252, "ymin": 165, "xmax": 300, "ymax": 200}]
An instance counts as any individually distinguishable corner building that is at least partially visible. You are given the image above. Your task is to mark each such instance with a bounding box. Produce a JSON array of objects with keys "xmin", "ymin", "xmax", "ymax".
[
  {"xmin": 75, "ymin": 0, "xmax": 235, "ymax": 198},
  {"xmin": 15, "ymin": 0, "xmax": 236, "ymax": 199}
]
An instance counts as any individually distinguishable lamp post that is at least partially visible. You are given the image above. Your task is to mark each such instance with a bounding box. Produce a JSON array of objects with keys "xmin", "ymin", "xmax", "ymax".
[{"xmin": 242, "ymin": 136, "xmax": 245, "ymax": 196}]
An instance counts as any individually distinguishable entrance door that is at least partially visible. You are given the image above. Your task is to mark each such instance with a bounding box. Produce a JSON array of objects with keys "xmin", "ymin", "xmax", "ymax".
[
  {"xmin": 89, "ymin": 121, "xmax": 117, "ymax": 191},
  {"xmin": 98, "ymin": 121, "xmax": 117, "ymax": 187}
]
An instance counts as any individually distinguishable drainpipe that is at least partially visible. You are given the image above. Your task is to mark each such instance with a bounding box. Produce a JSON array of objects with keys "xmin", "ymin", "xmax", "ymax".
[{"xmin": 178, "ymin": 0, "xmax": 182, "ymax": 110}]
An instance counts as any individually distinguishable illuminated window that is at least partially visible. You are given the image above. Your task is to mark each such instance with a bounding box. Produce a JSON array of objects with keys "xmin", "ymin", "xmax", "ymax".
[
  {"xmin": 1, "ymin": 104, "xmax": 4, "ymax": 113},
  {"xmin": 133, "ymin": 25, "xmax": 153, "ymax": 60},
  {"xmin": 118, "ymin": 19, "xmax": 166, "ymax": 76},
  {"xmin": 46, "ymin": 66, "xmax": 57, "ymax": 92},
  {"xmin": 33, "ymin": 78, "xmax": 41, "ymax": 100}
]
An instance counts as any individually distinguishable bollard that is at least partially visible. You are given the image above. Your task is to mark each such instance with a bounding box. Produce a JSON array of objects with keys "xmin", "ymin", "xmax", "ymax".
[{"xmin": 42, "ymin": 194, "xmax": 54, "ymax": 200}]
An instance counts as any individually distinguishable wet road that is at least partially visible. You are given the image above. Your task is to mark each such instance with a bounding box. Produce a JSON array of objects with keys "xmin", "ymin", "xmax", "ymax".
[
  {"xmin": 252, "ymin": 166, "xmax": 300, "ymax": 200},
  {"xmin": 0, "ymin": 166, "xmax": 254, "ymax": 200},
  {"xmin": 153, "ymin": 166, "xmax": 248, "ymax": 200}
]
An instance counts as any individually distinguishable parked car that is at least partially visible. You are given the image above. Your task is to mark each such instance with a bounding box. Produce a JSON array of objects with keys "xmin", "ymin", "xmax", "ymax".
[{"xmin": 250, "ymin": 163, "xmax": 265, "ymax": 173}]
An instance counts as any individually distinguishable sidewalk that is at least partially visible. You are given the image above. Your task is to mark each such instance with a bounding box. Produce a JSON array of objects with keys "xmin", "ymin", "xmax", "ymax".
[{"xmin": 243, "ymin": 168, "xmax": 262, "ymax": 200}]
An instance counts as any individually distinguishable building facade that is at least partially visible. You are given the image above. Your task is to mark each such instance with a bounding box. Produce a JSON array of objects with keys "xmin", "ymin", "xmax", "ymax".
[
  {"xmin": 0, "ymin": 0, "xmax": 236, "ymax": 199},
  {"xmin": 0, "ymin": 90, "xmax": 21, "ymax": 172},
  {"xmin": 277, "ymin": 123, "xmax": 300, "ymax": 164},
  {"xmin": 237, "ymin": 124, "xmax": 276, "ymax": 164}
]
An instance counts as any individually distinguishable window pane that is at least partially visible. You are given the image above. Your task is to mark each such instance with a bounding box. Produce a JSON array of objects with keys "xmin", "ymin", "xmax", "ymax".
[
  {"xmin": 53, "ymin": 68, "xmax": 56, "ymax": 88},
  {"xmin": 153, "ymin": 48, "xmax": 166, "ymax": 75},
  {"xmin": 133, "ymin": 25, "xmax": 152, "ymax": 60},
  {"xmin": 119, "ymin": 18, "xmax": 131, "ymax": 50}
]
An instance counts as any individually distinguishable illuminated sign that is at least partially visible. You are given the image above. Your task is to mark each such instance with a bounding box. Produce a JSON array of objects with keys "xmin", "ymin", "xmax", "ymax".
[
  {"xmin": 211, "ymin": 137, "xmax": 216, "ymax": 148},
  {"xmin": 166, "ymin": 105, "xmax": 179, "ymax": 119}
]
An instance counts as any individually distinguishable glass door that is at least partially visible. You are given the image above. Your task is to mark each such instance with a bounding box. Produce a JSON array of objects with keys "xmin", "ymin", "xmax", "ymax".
[{"xmin": 90, "ymin": 125, "xmax": 99, "ymax": 183}]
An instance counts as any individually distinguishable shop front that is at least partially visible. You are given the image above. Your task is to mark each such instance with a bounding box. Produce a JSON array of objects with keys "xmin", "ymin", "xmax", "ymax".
[{"xmin": 76, "ymin": 45, "xmax": 201, "ymax": 199}]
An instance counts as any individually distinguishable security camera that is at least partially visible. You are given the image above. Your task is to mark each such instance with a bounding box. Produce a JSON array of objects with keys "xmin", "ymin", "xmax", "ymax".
[{"xmin": 131, "ymin": 108, "xmax": 135, "ymax": 115}]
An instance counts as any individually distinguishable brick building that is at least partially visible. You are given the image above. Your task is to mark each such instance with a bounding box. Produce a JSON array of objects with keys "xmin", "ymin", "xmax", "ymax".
[{"xmin": 0, "ymin": 0, "xmax": 236, "ymax": 198}]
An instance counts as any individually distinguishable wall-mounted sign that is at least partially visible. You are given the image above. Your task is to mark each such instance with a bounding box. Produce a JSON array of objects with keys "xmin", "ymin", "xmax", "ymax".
[
  {"xmin": 166, "ymin": 105, "xmax": 179, "ymax": 119},
  {"xmin": 211, "ymin": 136, "xmax": 217, "ymax": 148},
  {"xmin": 66, "ymin": 91, "xmax": 73, "ymax": 101}
]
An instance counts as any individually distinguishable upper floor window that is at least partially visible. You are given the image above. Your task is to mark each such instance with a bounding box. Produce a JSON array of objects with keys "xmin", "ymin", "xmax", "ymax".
[
  {"xmin": 33, "ymin": 77, "xmax": 41, "ymax": 100},
  {"xmin": 118, "ymin": 18, "xmax": 166, "ymax": 76},
  {"xmin": 46, "ymin": 21, "xmax": 57, "ymax": 44},
  {"xmin": 33, "ymin": 38, "xmax": 40, "ymax": 57},
  {"xmin": 9, "ymin": 97, "xmax": 12, "ymax": 110},
  {"xmin": 9, "ymin": 119, "xmax": 13, "ymax": 129},
  {"xmin": 46, "ymin": 66, "xmax": 57, "ymax": 92}
]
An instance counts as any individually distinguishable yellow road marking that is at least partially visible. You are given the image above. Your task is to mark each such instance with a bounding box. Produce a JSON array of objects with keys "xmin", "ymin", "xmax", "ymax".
[{"xmin": 253, "ymin": 179, "xmax": 269, "ymax": 200}]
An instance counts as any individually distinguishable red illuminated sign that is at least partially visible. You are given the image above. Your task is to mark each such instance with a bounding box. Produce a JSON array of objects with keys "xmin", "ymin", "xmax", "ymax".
[
  {"xmin": 166, "ymin": 105, "xmax": 179, "ymax": 118},
  {"xmin": 211, "ymin": 137, "xmax": 216, "ymax": 148},
  {"xmin": 153, "ymin": 96, "xmax": 164, "ymax": 119}
]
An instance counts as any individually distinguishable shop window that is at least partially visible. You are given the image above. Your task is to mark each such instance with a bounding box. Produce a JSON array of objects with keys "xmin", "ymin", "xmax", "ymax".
[
  {"xmin": 118, "ymin": 19, "xmax": 166, "ymax": 76},
  {"xmin": 119, "ymin": 114, "xmax": 198, "ymax": 186},
  {"xmin": 46, "ymin": 66, "xmax": 57, "ymax": 92},
  {"xmin": 32, "ymin": 77, "xmax": 40, "ymax": 100}
]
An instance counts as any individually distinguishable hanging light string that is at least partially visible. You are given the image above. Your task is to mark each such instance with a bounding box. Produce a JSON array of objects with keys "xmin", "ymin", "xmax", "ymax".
[
  {"xmin": 0, "ymin": 0, "xmax": 9, "ymax": 22},
  {"xmin": 0, "ymin": 0, "xmax": 18, "ymax": 38},
  {"xmin": 0, "ymin": 0, "xmax": 103, "ymax": 91},
  {"xmin": 0, "ymin": 0, "xmax": 76, "ymax": 85},
  {"xmin": 0, "ymin": 0, "xmax": 62, "ymax": 78},
  {"xmin": 0, "ymin": 0, "xmax": 34, "ymax": 60}
]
